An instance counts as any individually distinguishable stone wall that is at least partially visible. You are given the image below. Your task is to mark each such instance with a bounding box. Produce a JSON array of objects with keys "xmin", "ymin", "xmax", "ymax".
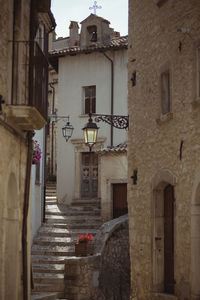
[
  {"xmin": 128, "ymin": 0, "xmax": 200, "ymax": 299},
  {"xmin": 64, "ymin": 215, "xmax": 130, "ymax": 300}
]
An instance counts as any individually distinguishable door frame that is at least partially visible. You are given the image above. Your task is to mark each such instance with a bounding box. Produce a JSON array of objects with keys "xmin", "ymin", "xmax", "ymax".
[
  {"xmin": 112, "ymin": 183, "xmax": 128, "ymax": 219},
  {"xmin": 151, "ymin": 169, "xmax": 177, "ymax": 294},
  {"xmin": 71, "ymin": 138, "xmax": 105, "ymax": 200}
]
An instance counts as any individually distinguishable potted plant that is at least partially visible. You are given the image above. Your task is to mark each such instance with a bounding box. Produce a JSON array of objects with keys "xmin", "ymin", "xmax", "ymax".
[
  {"xmin": 32, "ymin": 140, "xmax": 42, "ymax": 165},
  {"xmin": 75, "ymin": 232, "xmax": 94, "ymax": 257}
]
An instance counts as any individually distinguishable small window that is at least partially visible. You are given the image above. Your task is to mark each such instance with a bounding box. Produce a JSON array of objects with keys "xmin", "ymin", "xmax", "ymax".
[
  {"xmin": 83, "ymin": 86, "xmax": 96, "ymax": 114},
  {"xmin": 161, "ymin": 71, "xmax": 170, "ymax": 114},
  {"xmin": 157, "ymin": 0, "xmax": 168, "ymax": 7},
  {"xmin": 197, "ymin": 47, "xmax": 200, "ymax": 98}
]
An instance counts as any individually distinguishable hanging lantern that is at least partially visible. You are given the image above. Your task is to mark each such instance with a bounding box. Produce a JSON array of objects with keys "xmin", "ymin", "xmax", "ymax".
[{"xmin": 82, "ymin": 113, "xmax": 99, "ymax": 151}]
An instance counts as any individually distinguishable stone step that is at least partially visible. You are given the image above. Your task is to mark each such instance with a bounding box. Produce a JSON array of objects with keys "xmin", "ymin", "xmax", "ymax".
[
  {"xmin": 71, "ymin": 199, "xmax": 100, "ymax": 206},
  {"xmin": 31, "ymin": 292, "xmax": 64, "ymax": 300},
  {"xmin": 43, "ymin": 223, "xmax": 100, "ymax": 229},
  {"xmin": 32, "ymin": 255, "xmax": 67, "ymax": 264},
  {"xmin": 38, "ymin": 227, "xmax": 97, "ymax": 237},
  {"xmin": 31, "ymin": 245, "xmax": 74, "ymax": 256},
  {"xmin": 33, "ymin": 263, "xmax": 64, "ymax": 274},
  {"xmin": 33, "ymin": 273, "xmax": 64, "ymax": 285},
  {"xmin": 45, "ymin": 210, "xmax": 100, "ymax": 217},
  {"xmin": 33, "ymin": 283, "xmax": 64, "ymax": 292},
  {"xmin": 33, "ymin": 236, "xmax": 77, "ymax": 247},
  {"xmin": 45, "ymin": 215, "xmax": 101, "ymax": 223}
]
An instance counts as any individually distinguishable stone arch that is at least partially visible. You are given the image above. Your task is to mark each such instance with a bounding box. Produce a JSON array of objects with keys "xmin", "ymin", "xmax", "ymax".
[
  {"xmin": 191, "ymin": 175, "xmax": 200, "ymax": 299},
  {"xmin": 3, "ymin": 172, "xmax": 20, "ymax": 300},
  {"xmin": 152, "ymin": 169, "xmax": 177, "ymax": 294}
]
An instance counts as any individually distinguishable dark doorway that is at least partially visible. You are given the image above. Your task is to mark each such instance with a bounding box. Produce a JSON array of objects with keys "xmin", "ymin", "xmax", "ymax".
[
  {"xmin": 164, "ymin": 184, "xmax": 174, "ymax": 294},
  {"xmin": 81, "ymin": 152, "xmax": 98, "ymax": 198},
  {"xmin": 113, "ymin": 183, "xmax": 128, "ymax": 219}
]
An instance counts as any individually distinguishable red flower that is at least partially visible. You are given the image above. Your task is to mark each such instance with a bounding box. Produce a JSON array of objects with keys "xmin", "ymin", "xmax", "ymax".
[{"xmin": 77, "ymin": 232, "xmax": 94, "ymax": 244}]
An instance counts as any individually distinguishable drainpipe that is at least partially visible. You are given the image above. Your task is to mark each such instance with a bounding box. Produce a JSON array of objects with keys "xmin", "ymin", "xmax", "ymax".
[
  {"xmin": 49, "ymin": 82, "xmax": 55, "ymax": 175},
  {"xmin": 102, "ymin": 52, "xmax": 114, "ymax": 147},
  {"xmin": 11, "ymin": 0, "xmax": 16, "ymax": 105},
  {"xmin": 22, "ymin": 131, "xmax": 34, "ymax": 300}
]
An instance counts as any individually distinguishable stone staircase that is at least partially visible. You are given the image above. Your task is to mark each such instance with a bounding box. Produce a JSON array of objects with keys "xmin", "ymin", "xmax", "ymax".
[{"xmin": 31, "ymin": 183, "xmax": 101, "ymax": 300}]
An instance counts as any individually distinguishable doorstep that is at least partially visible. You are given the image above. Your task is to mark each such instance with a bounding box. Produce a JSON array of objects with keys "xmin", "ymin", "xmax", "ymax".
[{"xmin": 152, "ymin": 293, "xmax": 178, "ymax": 300}]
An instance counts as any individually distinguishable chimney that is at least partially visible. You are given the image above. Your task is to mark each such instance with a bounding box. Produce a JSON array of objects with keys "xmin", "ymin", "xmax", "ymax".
[{"xmin": 69, "ymin": 21, "xmax": 79, "ymax": 46}]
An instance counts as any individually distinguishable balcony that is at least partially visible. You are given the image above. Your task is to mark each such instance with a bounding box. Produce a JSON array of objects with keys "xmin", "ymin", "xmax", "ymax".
[{"xmin": 6, "ymin": 41, "xmax": 48, "ymax": 130}]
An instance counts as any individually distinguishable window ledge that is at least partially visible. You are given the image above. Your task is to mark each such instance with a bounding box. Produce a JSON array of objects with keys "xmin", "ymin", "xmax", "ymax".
[
  {"xmin": 79, "ymin": 114, "xmax": 90, "ymax": 118},
  {"xmin": 156, "ymin": 112, "xmax": 173, "ymax": 125}
]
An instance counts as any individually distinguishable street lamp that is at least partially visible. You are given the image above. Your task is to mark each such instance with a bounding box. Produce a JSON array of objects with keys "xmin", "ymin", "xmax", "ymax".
[
  {"xmin": 62, "ymin": 119, "xmax": 74, "ymax": 142},
  {"xmin": 82, "ymin": 113, "xmax": 129, "ymax": 151},
  {"xmin": 82, "ymin": 113, "xmax": 99, "ymax": 151},
  {"xmin": 49, "ymin": 112, "xmax": 74, "ymax": 142}
]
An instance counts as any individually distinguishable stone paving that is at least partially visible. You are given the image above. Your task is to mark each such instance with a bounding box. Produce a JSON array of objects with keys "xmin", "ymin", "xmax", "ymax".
[{"xmin": 31, "ymin": 183, "xmax": 101, "ymax": 300}]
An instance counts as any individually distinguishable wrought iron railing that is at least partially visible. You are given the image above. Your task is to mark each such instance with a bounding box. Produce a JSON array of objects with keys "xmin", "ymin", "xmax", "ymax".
[{"xmin": 11, "ymin": 41, "xmax": 48, "ymax": 120}]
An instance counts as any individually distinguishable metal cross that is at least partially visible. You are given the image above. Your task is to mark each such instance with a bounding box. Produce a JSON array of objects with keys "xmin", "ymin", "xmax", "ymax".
[{"xmin": 89, "ymin": 1, "xmax": 102, "ymax": 15}]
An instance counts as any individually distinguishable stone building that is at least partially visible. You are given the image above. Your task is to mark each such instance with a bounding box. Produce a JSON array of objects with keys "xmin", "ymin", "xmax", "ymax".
[
  {"xmin": 0, "ymin": 0, "xmax": 55, "ymax": 299},
  {"xmin": 128, "ymin": 0, "xmax": 200, "ymax": 299},
  {"xmin": 49, "ymin": 14, "xmax": 128, "ymax": 221}
]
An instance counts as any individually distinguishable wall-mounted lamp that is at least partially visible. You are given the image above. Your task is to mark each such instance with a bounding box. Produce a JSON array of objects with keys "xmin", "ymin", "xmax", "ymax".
[
  {"xmin": 0, "ymin": 95, "xmax": 5, "ymax": 114},
  {"xmin": 82, "ymin": 112, "xmax": 129, "ymax": 151},
  {"xmin": 49, "ymin": 112, "xmax": 74, "ymax": 142}
]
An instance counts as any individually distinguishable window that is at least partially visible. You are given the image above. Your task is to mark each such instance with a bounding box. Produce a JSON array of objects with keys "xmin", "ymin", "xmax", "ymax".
[
  {"xmin": 197, "ymin": 47, "xmax": 200, "ymax": 98},
  {"xmin": 157, "ymin": 0, "xmax": 168, "ymax": 7},
  {"xmin": 161, "ymin": 71, "xmax": 170, "ymax": 114},
  {"xmin": 83, "ymin": 86, "xmax": 96, "ymax": 114},
  {"xmin": 87, "ymin": 25, "xmax": 97, "ymax": 42}
]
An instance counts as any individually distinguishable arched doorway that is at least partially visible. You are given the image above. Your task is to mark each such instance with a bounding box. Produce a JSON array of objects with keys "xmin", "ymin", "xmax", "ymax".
[
  {"xmin": 152, "ymin": 170, "xmax": 176, "ymax": 294},
  {"xmin": 3, "ymin": 173, "xmax": 20, "ymax": 300},
  {"xmin": 191, "ymin": 183, "xmax": 200, "ymax": 299}
]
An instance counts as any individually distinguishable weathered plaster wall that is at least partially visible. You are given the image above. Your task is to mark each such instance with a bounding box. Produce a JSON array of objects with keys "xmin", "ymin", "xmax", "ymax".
[
  {"xmin": 98, "ymin": 152, "xmax": 127, "ymax": 222},
  {"xmin": 128, "ymin": 1, "xmax": 200, "ymax": 299},
  {"xmin": 0, "ymin": 125, "xmax": 28, "ymax": 300}
]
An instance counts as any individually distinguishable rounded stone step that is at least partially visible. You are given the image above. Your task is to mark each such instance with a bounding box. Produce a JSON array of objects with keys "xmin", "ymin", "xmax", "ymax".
[{"xmin": 33, "ymin": 264, "xmax": 65, "ymax": 274}]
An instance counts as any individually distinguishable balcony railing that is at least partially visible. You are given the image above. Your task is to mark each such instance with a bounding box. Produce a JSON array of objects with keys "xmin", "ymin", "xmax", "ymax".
[{"xmin": 11, "ymin": 41, "xmax": 48, "ymax": 121}]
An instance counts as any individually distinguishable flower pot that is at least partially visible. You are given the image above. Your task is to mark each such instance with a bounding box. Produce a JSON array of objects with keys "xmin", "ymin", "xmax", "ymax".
[
  {"xmin": 75, "ymin": 242, "xmax": 88, "ymax": 257},
  {"xmin": 75, "ymin": 243, "xmax": 93, "ymax": 257}
]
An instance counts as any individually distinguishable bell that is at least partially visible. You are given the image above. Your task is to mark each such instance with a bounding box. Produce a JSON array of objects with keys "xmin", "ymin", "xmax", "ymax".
[{"xmin": 90, "ymin": 31, "xmax": 97, "ymax": 42}]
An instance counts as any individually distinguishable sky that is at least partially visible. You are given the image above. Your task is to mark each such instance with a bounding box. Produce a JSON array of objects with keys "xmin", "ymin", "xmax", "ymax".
[{"xmin": 51, "ymin": 0, "xmax": 128, "ymax": 39}]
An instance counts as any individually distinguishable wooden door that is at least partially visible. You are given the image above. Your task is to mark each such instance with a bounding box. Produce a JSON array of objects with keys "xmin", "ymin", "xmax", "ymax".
[
  {"xmin": 164, "ymin": 184, "xmax": 174, "ymax": 294},
  {"xmin": 81, "ymin": 152, "xmax": 98, "ymax": 198},
  {"xmin": 113, "ymin": 183, "xmax": 128, "ymax": 219}
]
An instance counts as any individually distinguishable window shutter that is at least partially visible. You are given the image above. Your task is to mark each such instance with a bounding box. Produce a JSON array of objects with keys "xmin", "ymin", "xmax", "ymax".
[
  {"xmin": 92, "ymin": 97, "xmax": 96, "ymax": 113},
  {"xmin": 85, "ymin": 97, "xmax": 90, "ymax": 114}
]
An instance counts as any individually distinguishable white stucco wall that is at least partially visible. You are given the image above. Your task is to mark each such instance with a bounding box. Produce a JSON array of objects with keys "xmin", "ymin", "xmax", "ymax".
[
  {"xmin": 99, "ymin": 153, "xmax": 127, "ymax": 222},
  {"xmin": 31, "ymin": 129, "xmax": 45, "ymax": 243},
  {"xmin": 57, "ymin": 49, "xmax": 128, "ymax": 204}
]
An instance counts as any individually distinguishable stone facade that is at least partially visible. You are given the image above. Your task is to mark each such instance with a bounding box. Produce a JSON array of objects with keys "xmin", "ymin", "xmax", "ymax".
[
  {"xmin": 64, "ymin": 215, "xmax": 130, "ymax": 300},
  {"xmin": 128, "ymin": 1, "xmax": 200, "ymax": 300},
  {"xmin": 0, "ymin": 0, "xmax": 55, "ymax": 298}
]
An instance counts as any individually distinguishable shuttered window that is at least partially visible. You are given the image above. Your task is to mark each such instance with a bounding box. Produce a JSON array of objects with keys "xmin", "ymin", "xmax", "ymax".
[
  {"xmin": 161, "ymin": 71, "xmax": 170, "ymax": 114},
  {"xmin": 84, "ymin": 86, "xmax": 96, "ymax": 114}
]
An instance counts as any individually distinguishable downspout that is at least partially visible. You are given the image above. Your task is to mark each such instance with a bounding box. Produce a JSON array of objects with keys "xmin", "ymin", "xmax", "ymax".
[
  {"xmin": 22, "ymin": 131, "xmax": 33, "ymax": 300},
  {"xmin": 11, "ymin": 0, "xmax": 16, "ymax": 105},
  {"xmin": 49, "ymin": 82, "xmax": 55, "ymax": 175},
  {"xmin": 102, "ymin": 52, "xmax": 114, "ymax": 147}
]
